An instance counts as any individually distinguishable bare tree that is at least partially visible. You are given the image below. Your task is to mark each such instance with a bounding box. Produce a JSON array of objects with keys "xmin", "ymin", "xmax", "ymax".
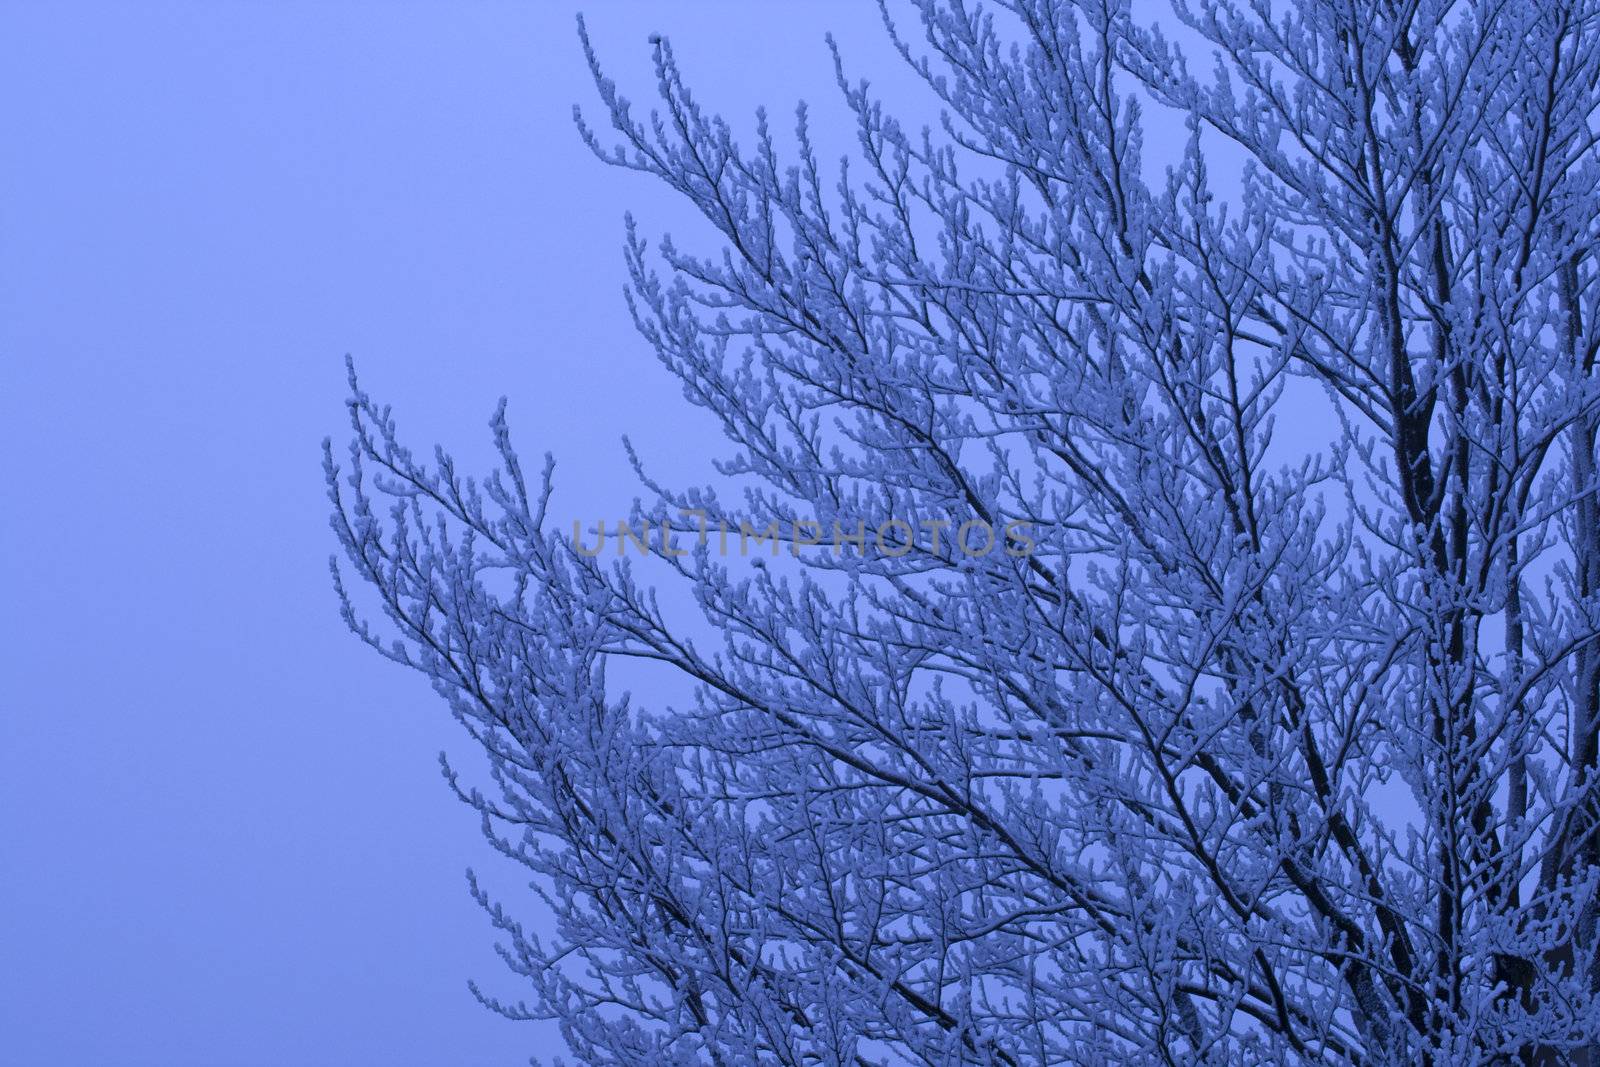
[{"xmin": 327, "ymin": 1, "xmax": 1600, "ymax": 1061}]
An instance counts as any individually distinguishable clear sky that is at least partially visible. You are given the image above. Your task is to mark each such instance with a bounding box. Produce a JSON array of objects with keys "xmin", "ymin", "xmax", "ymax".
[
  {"xmin": 0, "ymin": 3, "xmax": 900, "ymax": 1064},
  {"xmin": 1, "ymin": 3, "xmax": 1248, "ymax": 1063}
]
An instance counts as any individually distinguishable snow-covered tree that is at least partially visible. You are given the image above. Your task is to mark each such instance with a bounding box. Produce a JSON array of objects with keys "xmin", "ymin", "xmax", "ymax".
[{"xmin": 327, "ymin": 1, "xmax": 1600, "ymax": 1061}]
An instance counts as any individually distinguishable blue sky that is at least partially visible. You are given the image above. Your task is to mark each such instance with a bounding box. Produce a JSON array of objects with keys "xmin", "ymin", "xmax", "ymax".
[
  {"xmin": 0, "ymin": 3, "xmax": 904, "ymax": 1063},
  {"xmin": 0, "ymin": 4, "xmax": 1262, "ymax": 1062},
  {"xmin": 7, "ymin": 1, "xmax": 1579, "ymax": 1061}
]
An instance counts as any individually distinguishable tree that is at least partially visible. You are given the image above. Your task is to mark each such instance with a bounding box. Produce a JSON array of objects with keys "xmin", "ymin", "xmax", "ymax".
[{"xmin": 326, "ymin": 1, "xmax": 1600, "ymax": 1062}]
